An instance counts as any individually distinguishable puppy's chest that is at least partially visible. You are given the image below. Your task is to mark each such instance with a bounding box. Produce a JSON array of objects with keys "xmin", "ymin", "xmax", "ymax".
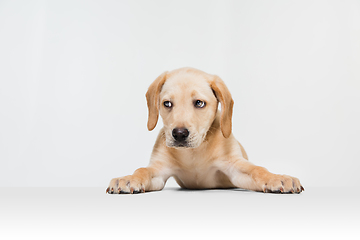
[
  {"xmin": 174, "ymin": 167, "xmax": 219, "ymax": 189},
  {"xmin": 173, "ymin": 152, "xmax": 220, "ymax": 188}
]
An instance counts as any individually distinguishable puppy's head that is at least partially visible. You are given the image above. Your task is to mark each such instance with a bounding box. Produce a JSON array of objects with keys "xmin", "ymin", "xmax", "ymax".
[{"xmin": 146, "ymin": 67, "xmax": 234, "ymax": 148}]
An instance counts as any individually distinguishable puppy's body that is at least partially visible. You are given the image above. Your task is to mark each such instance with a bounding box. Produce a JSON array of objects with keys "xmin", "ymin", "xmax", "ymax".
[
  {"xmin": 153, "ymin": 113, "xmax": 238, "ymax": 190},
  {"xmin": 107, "ymin": 67, "xmax": 303, "ymax": 194}
]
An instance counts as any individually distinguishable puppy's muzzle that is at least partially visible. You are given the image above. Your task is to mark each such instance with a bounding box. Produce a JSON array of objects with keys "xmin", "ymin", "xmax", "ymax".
[{"xmin": 172, "ymin": 127, "xmax": 189, "ymax": 145}]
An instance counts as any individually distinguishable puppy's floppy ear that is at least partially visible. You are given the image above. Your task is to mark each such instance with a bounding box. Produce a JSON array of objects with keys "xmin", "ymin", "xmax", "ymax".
[
  {"xmin": 146, "ymin": 71, "xmax": 168, "ymax": 131},
  {"xmin": 210, "ymin": 76, "xmax": 234, "ymax": 138}
]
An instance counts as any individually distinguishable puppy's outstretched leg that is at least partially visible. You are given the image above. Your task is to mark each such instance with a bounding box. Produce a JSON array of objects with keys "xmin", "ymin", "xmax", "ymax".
[{"xmin": 217, "ymin": 158, "xmax": 304, "ymax": 194}]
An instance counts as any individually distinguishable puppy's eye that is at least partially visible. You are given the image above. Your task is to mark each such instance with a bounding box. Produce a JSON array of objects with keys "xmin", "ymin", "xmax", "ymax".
[
  {"xmin": 163, "ymin": 101, "xmax": 172, "ymax": 108},
  {"xmin": 194, "ymin": 100, "xmax": 206, "ymax": 108}
]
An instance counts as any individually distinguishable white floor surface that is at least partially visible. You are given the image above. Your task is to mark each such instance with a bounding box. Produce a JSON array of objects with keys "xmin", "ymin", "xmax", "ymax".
[{"xmin": 1, "ymin": 185, "xmax": 359, "ymax": 240}]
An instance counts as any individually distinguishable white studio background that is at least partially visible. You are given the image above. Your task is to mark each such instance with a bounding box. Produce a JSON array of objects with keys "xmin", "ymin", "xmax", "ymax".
[{"xmin": 0, "ymin": 0, "xmax": 359, "ymax": 188}]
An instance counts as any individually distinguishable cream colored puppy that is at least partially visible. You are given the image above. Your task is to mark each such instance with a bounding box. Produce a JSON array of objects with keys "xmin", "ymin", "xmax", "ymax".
[{"xmin": 107, "ymin": 67, "xmax": 304, "ymax": 194}]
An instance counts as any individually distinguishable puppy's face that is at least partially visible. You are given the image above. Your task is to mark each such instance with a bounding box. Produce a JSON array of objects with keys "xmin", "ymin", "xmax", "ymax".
[
  {"xmin": 146, "ymin": 68, "xmax": 234, "ymax": 149},
  {"xmin": 159, "ymin": 72, "xmax": 218, "ymax": 148}
]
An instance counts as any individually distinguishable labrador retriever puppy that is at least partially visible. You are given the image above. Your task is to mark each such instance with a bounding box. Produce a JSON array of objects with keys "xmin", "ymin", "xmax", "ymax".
[{"xmin": 107, "ymin": 67, "xmax": 304, "ymax": 194}]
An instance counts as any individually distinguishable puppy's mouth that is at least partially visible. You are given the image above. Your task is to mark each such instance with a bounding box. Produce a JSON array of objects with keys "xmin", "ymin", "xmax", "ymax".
[
  {"xmin": 166, "ymin": 138, "xmax": 200, "ymax": 149},
  {"xmin": 171, "ymin": 142, "xmax": 191, "ymax": 148}
]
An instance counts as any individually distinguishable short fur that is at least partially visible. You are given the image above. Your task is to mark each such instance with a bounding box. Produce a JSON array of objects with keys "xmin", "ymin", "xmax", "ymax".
[{"xmin": 107, "ymin": 67, "xmax": 303, "ymax": 194}]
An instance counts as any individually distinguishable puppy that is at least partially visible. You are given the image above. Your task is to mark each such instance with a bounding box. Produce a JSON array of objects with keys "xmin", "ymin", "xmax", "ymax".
[{"xmin": 107, "ymin": 67, "xmax": 304, "ymax": 194}]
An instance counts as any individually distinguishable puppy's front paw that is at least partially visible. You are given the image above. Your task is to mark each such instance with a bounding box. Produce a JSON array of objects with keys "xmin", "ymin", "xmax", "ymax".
[
  {"xmin": 262, "ymin": 174, "xmax": 304, "ymax": 194},
  {"xmin": 106, "ymin": 176, "xmax": 145, "ymax": 194}
]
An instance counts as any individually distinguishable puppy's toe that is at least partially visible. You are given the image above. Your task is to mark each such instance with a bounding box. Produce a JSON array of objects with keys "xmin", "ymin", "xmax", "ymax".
[
  {"xmin": 263, "ymin": 175, "xmax": 304, "ymax": 194},
  {"xmin": 107, "ymin": 176, "xmax": 145, "ymax": 194}
]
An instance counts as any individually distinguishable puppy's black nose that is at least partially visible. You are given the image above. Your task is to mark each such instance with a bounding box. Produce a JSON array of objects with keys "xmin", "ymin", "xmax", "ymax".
[{"xmin": 172, "ymin": 128, "xmax": 189, "ymax": 142}]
